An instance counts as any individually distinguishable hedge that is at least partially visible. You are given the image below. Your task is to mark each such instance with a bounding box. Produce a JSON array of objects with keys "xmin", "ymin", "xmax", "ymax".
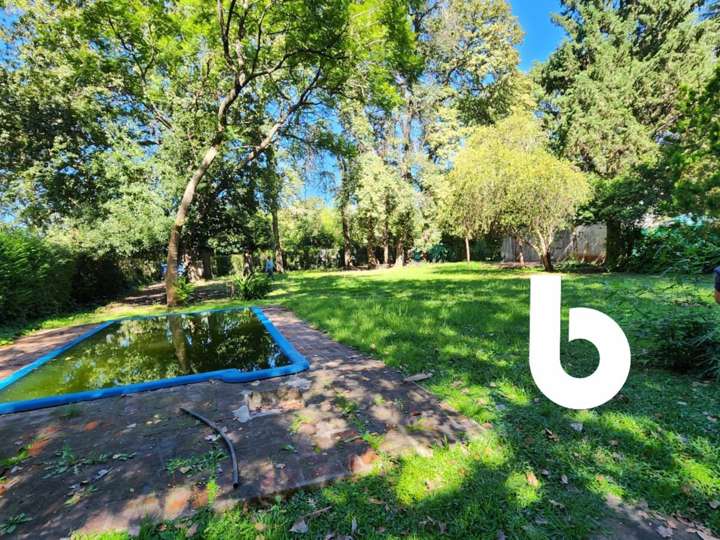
[
  {"xmin": 0, "ymin": 228, "xmax": 156, "ymax": 324},
  {"xmin": 0, "ymin": 228, "xmax": 75, "ymax": 323}
]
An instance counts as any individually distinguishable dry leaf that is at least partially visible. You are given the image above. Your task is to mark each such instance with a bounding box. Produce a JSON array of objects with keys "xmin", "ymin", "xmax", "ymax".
[
  {"xmin": 526, "ymin": 471, "xmax": 539, "ymax": 487},
  {"xmin": 290, "ymin": 518, "xmax": 308, "ymax": 534},
  {"xmin": 544, "ymin": 428, "xmax": 559, "ymax": 442},
  {"xmin": 403, "ymin": 372, "xmax": 433, "ymax": 383},
  {"xmin": 561, "ymin": 474, "xmax": 569, "ymax": 485},
  {"xmin": 255, "ymin": 523, "xmax": 267, "ymax": 532}
]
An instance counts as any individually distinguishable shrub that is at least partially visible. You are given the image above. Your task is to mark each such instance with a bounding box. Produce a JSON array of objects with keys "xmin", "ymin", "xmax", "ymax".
[
  {"xmin": 174, "ymin": 276, "xmax": 195, "ymax": 305},
  {"xmin": 231, "ymin": 273, "xmax": 271, "ymax": 300},
  {"xmin": 634, "ymin": 304, "xmax": 720, "ymax": 379},
  {"xmin": 428, "ymin": 244, "xmax": 449, "ymax": 263},
  {"xmin": 0, "ymin": 228, "xmax": 75, "ymax": 323},
  {"xmin": 626, "ymin": 219, "xmax": 720, "ymax": 274},
  {"xmin": 71, "ymin": 254, "xmax": 130, "ymax": 304}
]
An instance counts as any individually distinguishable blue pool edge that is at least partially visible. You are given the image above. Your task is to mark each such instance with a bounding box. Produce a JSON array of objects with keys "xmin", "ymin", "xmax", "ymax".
[{"xmin": 0, "ymin": 306, "xmax": 310, "ymax": 415}]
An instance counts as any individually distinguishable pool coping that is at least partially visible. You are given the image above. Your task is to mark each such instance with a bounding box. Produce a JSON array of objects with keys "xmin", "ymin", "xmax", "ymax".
[{"xmin": 0, "ymin": 306, "xmax": 310, "ymax": 415}]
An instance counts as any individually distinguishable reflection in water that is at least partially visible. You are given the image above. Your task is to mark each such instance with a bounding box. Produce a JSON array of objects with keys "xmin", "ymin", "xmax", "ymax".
[{"xmin": 0, "ymin": 310, "xmax": 290, "ymax": 402}]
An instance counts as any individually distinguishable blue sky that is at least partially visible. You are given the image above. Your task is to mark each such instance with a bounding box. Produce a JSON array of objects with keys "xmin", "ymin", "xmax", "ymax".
[{"xmin": 510, "ymin": 0, "xmax": 566, "ymax": 71}]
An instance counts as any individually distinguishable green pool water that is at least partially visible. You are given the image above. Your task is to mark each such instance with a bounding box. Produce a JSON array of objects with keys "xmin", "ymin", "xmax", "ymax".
[{"xmin": 0, "ymin": 309, "xmax": 290, "ymax": 403}]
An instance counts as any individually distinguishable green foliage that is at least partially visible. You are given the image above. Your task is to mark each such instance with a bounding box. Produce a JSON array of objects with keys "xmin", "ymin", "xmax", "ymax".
[
  {"xmin": 173, "ymin": 276, "xmax": 195, "ymax": 305},
  {"xmin": 70, "ymin": 254, "xmax": 131, "ymax": 305},
  {"xmin": 540, "ymin": 0, "xmax": 719, "ymax": 262},
  {"xmin": 627, "ymin": 220, "xmax": 720, "ymax": 274},
  {"xmin": 669, "ymin": 66, "xmax": 720, "ymax": 216},
  {"xmin": 0, "ymin": 228, "xmax": 75, "ymax": 323},
  {"xmin": 442, "ymin": 112, "xmax": 590, "ymax": 269},
  {"xmin": 280, "ymin": 198, "xmax": 341, "ymax": 270},
  {"xmin": 231, "ymin": 273, "xmax": 271, "ymax": 300},
  {"xmin": 427, "ymin": 243, "xmax": 449, "ymax": 263},
  {"xmin": 0, "ymin": 513, "xmax": 31, "ymax": 536},
  {"xmin": 637, "ymin": 305, "xmax": 720, "ymax": 379}
]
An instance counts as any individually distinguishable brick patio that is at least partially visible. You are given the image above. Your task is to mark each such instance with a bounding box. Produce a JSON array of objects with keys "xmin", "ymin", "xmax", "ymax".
[{"xmin": 0, "ymin": 306, "xmax": 481, "ymax": 538}]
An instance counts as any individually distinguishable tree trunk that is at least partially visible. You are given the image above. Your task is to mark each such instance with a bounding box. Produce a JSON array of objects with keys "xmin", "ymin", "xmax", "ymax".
[
  {"xmin": 341, "ymin": 204, "xmax": 352, "ymax": 269},
  {"xmin": 541, "ymin": 251, "xmax": 554, "ymax": 272},
  {"xmin": 271, "ymin": 207, "xmax": 285, "ymax": 274},
  {"xmin": 166, "ymin": 143, "xmax": 221, "ymax": 306},
  {"xmin": 605, "ymin": 219, "xmax": 622, "ymax": 269},
  {"xmin": 516, "ymin": 237, "xmax": 525, "ymax": 266},
  {"xmin": 382, "ymin": 217, "xmax": 390, "ymax": 266},
  {"xmin": 200, "ymin": 247, "xmax": 214, "ymax": 280},
  {"xmin": 367, "ymin": 231, "xmax": 378, "ymax": 268},
  {"xmin": 464, "ymin": 236, "xmax": 471, "ymax": 263},
  {"xmin": 168, "ymin": 316, "xmax": 190, "ymax": 373},
  {"xmin": 394, "ymin": 239, "xmax": 405, "ymax": 267}
]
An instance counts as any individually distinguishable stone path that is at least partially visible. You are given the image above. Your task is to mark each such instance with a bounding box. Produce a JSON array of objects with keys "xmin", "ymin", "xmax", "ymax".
[
  {"xmin": 0, "ymin": 324, "xmax": 101, "ymax": 380},
  {"xmin": 0, "ymin": 307, "xmax": 481, "ymax": 538}
]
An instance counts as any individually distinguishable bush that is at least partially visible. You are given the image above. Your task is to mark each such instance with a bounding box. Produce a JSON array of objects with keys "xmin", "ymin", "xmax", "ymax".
[
  {"xmin": 231, "ymin": 273, "xmax": 271, "ymax": 300},
  {"xmin": 626, "ymin": 219, "xmax": 720, "ymax": 274},
  {"xmin": 174, "ymin": 276, "xmax": 195, "ymax": 305},
  {"xmin": 428, "ymin": 244, "xmax": 449, "ymax": 263},
  {"xmin": 0, "ymin": 228, "xmax": 75, "ymax": 323},
  {"xmin": 71, "ymin": 254, "xmax": 130, "ymax": 304},
  {"xmin": 634, "ymin": 304, "xmax": 720, "ymax": 379}
]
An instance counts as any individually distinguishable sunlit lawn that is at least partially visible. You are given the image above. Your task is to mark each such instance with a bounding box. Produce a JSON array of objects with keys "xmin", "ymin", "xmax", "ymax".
[{"xmin": 4, "ymin": 263, "xmax": 719, "ymax": 538}]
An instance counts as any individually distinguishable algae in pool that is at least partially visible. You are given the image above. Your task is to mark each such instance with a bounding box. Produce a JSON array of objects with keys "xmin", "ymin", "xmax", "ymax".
[{"xmin": 0, "ymin": 310, "xmax": 290, "ymax": 403}]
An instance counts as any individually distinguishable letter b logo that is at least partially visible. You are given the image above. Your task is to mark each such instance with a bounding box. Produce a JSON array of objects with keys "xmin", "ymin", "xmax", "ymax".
[{"xmin": 529, "ymin": 275, "xmax": 631, "ymax": 410}]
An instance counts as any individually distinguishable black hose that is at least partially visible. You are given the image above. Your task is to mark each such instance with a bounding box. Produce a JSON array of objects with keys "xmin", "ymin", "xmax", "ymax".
[{"xmin": 180, "ymin": 406, "xmax": 239, "ymax": 489}]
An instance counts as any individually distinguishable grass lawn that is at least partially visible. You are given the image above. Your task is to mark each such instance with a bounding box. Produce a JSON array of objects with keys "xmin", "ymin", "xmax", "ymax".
[{"xmin": 4, "ymin": 263, "xmax": 719, "ymax": 539}]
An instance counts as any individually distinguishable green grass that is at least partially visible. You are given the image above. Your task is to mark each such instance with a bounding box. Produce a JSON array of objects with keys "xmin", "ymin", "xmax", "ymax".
[{"xmin": 6, "ymin": 263, "xmax": 720, "ymax": 538}]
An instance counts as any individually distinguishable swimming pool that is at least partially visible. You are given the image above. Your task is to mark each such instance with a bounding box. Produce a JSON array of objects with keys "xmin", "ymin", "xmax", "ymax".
[{"xmin": 0, "ymin": 307, "xmax": 309, "ymax": 415}]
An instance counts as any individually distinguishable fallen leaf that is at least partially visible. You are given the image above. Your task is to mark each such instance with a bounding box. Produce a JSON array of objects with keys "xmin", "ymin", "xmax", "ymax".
[
  {"xmin": 526, "ymin": 471, "xmax": 539, "ymax": 487},
  {"xmin": 656, "ymin": 525, "xmax": 673, "ymax": 538},
  {"xmin": 233, "ymin": 405, "xmax": 251, "ymax": 423},
  {"xmin": 561, "ymin": 474, "xmax": 569, "ymax": 485},
  {"xmin": 570, "ymin": 422, "xmax": 583, "ymax": 433},
  {"xmin": 549, "ymin": 499, "xmax": 566, "ymax": 510},
  {"xmin": 709, "ymin": 500, "xmax": 719, "ymax": 510},
  {"xmin": 205, "ymin": 434, "xmax": 221, "ymax": 442},
  {"xmin": 255, "ymin": 523, "xmax": 267, "ymax": 532},
  {"xmin": 403, "ymin": 372, "xmax": 433, "ymax": 383},
  {"xmin": 290, "ymin": 518, "xmax": 308, "ymax": 534},
  {"xmin": 541, "ymin": 469, "xmax": 550, "ymax": 477},
  {"xmin": 94, "ymin": 468, "xmax": 110, "ymax": 481},
  {"xmin": 544, "ymin": 428, "xmax": 559, "ymax": 442}
]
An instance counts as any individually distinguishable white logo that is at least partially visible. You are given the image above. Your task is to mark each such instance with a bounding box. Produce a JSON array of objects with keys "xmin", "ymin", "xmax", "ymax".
[{"xmin": 529, "ymin": 275, "xmax": 631, "ymax": 410}]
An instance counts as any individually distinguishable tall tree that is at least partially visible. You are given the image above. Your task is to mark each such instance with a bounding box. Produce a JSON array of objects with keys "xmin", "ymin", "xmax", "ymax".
[
  {"xmin": 540, "ymin": 0, "xmax": 718, "ymax": 267},
  {"xmin": 668, "ymin": 65, "xmax": 720, "ymax": 215},
  {"xmin": 442, "ymin": 112, "xmax": 590, "ymax": 270}
]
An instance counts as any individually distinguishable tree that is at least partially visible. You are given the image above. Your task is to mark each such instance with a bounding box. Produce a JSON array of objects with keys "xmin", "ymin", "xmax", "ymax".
[
  {"xmin": 539, "ymin": 0, "xmax": 719, "ymax": 267},
  {"xmin": 668, "ymin": 66, "xmax": 720, "ymax": 216},
  {"xmin": 502, "ymin": 150, "xmax": 591, "ymax": 272},
  {"xmin": 442, "ymin": 112, "xmax": 590, "ymax": 270},
  {"xmin": 3, "ymin": 0, "xmax": 353, "ymax": 304}
]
